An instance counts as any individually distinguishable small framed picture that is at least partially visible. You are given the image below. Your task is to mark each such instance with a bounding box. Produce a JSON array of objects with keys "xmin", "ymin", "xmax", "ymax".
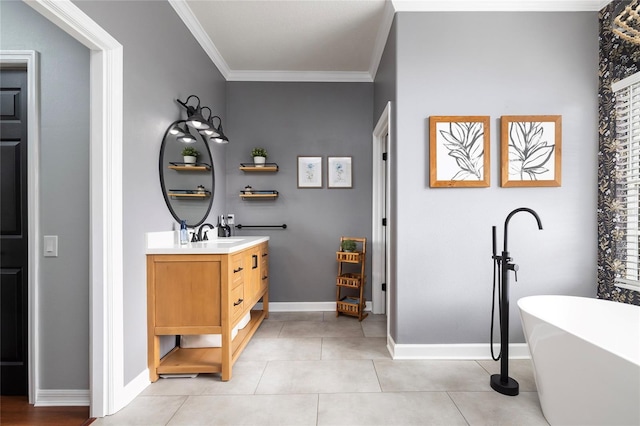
[
  {"xmin": 327, "ymin": 156, "xmax": 353, "ymax": 188},
  {"xmin": 500, "ymin": 115, "xmax": 561, "ymax": 187},
  {"xmin": 429, "ymin": 116, "xmax": 490, "ymax": 188},
  {"xmin": 297, "ymin": 156, "xmax": 322, "ymax": 188}
]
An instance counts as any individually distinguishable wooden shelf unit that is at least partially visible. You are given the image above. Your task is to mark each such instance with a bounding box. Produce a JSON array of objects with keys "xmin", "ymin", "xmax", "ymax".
[{"xmin": 336, "ymin": 237, "xmax": 368, "ymax": 321}]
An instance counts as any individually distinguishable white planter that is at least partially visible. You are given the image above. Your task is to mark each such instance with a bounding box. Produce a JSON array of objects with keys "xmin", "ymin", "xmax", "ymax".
[
  {"xmin": 253, "ymin": 156, "xmax": 266, "ymax": 167},
  {"xmin": 183, "ymin": 155, "xmax": 197, "ymax": 166}
]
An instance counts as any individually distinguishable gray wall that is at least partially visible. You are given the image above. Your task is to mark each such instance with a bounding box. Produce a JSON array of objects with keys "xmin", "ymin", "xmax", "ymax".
[
  {"xmin": 391, "ymin": 12, "xmax": 599, "ymax": 344},
  {"xmin": 227, "ymin": 82, "xmax": 373, "ymax": 303},
  {"xmin": 71, "ymin": 0, "xmax": 227, "ymax": 383},
  {"xmin": 0, "ymin": 0, "xmax": 90, "ymax": 390}
]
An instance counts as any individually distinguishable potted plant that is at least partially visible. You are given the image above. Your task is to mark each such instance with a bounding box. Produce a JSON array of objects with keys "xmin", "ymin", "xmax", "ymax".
[
  {"xmin": 181, "ymin": 146, "xmax": 200, "ymax": 166},
  {"xmin": 341, "ymin": 239, "xmax": 357, "ymax": 252},
  {"xmin": 251, "ymin": 147, "xmax": 268, "ymax": 167}
]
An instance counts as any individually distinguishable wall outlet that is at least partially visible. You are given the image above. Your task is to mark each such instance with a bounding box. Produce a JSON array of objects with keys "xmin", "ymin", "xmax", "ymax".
[{"xmin": 227, "ymin": 214, "xmax": 235, "ymax": 225}]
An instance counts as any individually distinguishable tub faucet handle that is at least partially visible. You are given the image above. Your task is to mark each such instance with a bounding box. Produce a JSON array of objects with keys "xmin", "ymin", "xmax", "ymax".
[{"xmin": 507, "ymin": 263, "xmax": 519, "ymax": 282}]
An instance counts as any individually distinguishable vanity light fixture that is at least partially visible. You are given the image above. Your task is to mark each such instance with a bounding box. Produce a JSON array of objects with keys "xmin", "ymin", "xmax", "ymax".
[
  {"xmin": 169, "ymin": 123, "xmax": 187, "ymax": 137},
  {"xmin": 177, "ymin": 125, "xmax": 196, "ymax": 144},
  {"xmin": 210, "ymin": 116, "xmax": 229, "ymax": 144},
  {"xmin": 199, "ymin": 107, "xmax": 221, "ymax": 138},
  {"xmin": 177, "ymin": 95, "xmax": 211, "ymax": 130},
  {"xmin": 174, "ymin": 95, "xmax": 229, "ymax": 144}
]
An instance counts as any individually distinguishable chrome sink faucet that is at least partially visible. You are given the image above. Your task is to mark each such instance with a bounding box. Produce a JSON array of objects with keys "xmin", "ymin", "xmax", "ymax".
[{"xmin": 197, "ymin": 223, "xmax": 215, "ymax": 241}]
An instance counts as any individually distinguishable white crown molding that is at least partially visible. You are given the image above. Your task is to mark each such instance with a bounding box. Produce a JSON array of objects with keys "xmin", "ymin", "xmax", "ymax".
[
  {"xmin": 392, "ymin": 0, "xmax": 606, "ymax": 12},
  {"xmin": 227, "ymin": 70, "xmax": 373, "ymax": 83},
  {"xmin": 369, "ymin": 0, "xmax": 396, "ymax": 80},
  {"xmin": 171, "ymin": 0, "xmax": 608, "ymax": 83},
  {"xmin": 168, "ymin": 0, "xmax": 231, "ymax": 79}
]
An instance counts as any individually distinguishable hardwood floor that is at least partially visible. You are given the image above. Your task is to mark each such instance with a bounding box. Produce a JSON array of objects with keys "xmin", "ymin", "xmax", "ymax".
[{"xmin": 0, "ymin": 396, "xmax": 93, "ymax": 426}]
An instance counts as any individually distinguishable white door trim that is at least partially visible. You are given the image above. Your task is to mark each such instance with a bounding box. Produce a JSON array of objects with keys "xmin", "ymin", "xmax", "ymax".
[
  {"xmin": 23, "ymin": 0, "xmax": 124, "ymax": 417},
  {"xmin": 0, "ymin": 50, "xmax": 40, "ymax": 404},
  {"xmin": 372, "ymin": 102, "xmax": 391, "ymax": 316}
]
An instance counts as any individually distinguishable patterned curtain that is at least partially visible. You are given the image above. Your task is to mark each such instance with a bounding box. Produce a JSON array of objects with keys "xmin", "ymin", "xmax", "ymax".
[{"xmin": 598, "ymin": 1, "xmax": 640, "ymax": 304}]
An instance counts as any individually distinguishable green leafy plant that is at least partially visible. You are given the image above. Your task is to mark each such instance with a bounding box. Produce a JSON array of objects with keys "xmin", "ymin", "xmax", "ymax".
[
  {"xmin": 251, "ymin": 147, "xmax": 268, "ymax": 158},
  {"xmin": 181, "ymin": 146, "xmax": 200, "ymax": 157},
  {"xmin": 341, "ymin": 239, "xmax": 356, "ymax": 252}
]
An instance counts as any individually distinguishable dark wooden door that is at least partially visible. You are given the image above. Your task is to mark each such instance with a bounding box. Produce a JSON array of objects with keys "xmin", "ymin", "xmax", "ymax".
[{"xmin": 1, "ymin": 69, "xmax": 29, "ymax": 395}]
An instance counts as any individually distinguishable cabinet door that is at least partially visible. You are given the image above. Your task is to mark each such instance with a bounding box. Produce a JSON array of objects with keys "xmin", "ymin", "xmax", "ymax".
[
  {"xmin": 259, "ymin": 242, "xmax": 269, "ymax": 293},
  {"xmin": 153, "ymin": 256, "xmax": 222, "ymax": 327},
  {"xmin": 244, "ymin": 245, "xmax": 261, "ymax": 304}
]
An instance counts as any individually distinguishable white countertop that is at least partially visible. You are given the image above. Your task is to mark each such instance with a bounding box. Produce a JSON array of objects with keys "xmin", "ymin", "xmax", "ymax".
[{"xmin": 145, "ymin": 231, "xmax": 269, "ymax": 254}]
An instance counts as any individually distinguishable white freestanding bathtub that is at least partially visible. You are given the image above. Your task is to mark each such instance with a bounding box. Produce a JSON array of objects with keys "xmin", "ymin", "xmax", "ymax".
[{"xmin": 518, "ymin": 295, "xmax": 640, "ymax": 426}]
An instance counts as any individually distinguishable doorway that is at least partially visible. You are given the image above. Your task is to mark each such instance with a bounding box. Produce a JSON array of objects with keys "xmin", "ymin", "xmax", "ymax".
[
  {"xmin": 1, "ymin": 68, "xmax": 29, "ymax": 396},
  {"xmin": 3, "ymin": 0, "xmax": 124, "ymax": 416},
  {"xmin": 372, "ymin": 102, "xmax": 391, "ymax": 327}
]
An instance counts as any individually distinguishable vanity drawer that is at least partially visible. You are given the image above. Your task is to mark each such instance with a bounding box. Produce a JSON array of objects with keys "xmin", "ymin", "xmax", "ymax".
[
  {"xmin": 231, "ymin": 253, "xmax": 244, "ymax": 289},
  {"xmin": 231, "ymin": 284, "xmax": 244, "ymax": 320}
]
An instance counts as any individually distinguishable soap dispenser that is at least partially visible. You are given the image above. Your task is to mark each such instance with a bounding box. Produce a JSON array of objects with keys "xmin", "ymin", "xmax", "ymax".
[
  {"xmin": 217, "ymin": 215, "xmax": 226, "ymax": 238},
  {"xmin": 179, "ymin": 220, "xmax": 188, "ymax": 245}
]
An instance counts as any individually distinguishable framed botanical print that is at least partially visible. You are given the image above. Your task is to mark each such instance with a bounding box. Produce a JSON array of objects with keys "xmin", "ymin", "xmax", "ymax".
[
  {"xmin": 297, "ymin": 156, "xmax": 322, "ymax": 188},
  {"xmin": 327, "ymin": 156, "xmax": 352, "ymax": 188},
  {"xmin": 429, "ymin": 116, "xmax": 490, "ymax": 188},
  {"xmin": 500, "ymin": 115, "xmax": 561, "ymax": 187}
]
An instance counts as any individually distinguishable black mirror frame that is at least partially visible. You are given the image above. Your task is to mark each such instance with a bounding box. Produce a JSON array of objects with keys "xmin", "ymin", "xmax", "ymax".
[{"xmin": 159, "ymin": 120, "xmax": 215, "ymax": 227}]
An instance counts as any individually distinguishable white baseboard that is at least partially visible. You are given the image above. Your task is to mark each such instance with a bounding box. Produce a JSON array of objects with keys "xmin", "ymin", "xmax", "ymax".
[
  {"xmin": 115, "ymin": 369, "xmax": 150, "ymax": 413},
  {"xmin": 35, "ymin": 389, "xmax": 90, "ymax": 406},
  {"xmin": 388, "ymin": 336, "xmax": 530, "ymax": 360},
  {"xmin": 254, "ymin": 301, "xmax": 373, "ymax": 312}
]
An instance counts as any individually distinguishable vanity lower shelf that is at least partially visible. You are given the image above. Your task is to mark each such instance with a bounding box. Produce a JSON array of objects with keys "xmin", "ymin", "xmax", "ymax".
[{"xmin": 156, "ymin": 309, "xmax": 266, "ymax": 375}]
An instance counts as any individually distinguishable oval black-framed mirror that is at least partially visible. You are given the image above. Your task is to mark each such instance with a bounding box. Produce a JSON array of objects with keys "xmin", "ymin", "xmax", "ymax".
[{"xmin": 159, "ymin": 120, "xmax": 215, "ymax": 227}]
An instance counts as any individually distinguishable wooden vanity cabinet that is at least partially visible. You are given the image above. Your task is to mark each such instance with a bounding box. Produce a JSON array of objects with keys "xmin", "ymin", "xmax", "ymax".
[{"xmin": 146, "ymin": 242, "xmax": 269, "ymax": 382}]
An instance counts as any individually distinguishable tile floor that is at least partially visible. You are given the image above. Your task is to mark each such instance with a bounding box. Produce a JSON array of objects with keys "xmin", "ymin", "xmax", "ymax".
[{"xmin": 95, "ymin": 312, "xmax": 549, "ymax": 425}]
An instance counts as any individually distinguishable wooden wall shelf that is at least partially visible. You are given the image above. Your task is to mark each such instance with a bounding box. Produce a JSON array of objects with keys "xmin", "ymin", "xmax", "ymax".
[
  {"xmin": 239, "ymin": 163, "xmax": 279, "ymax": 172},
  {"xmin": 169, "ymin": 162, "xmax": 211, "ymax": 171},
  {"xmin": 168, "ymin": 191, "xmax": 211, "ymax": 198},
  {"xmin": 239, "ymin": 191, "xmax": 278, "ymax": 199}
]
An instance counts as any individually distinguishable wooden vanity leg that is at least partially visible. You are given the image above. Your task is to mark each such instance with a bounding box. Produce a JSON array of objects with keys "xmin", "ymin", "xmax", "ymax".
[
  {"xmin": 221, "ymin": 329, "xmax": 232, "ymax": 381},
  {"xmin": 148, "ymin": 335, "xmax": 160, "ymax": 382},
  {"xmin": 263, "ymin": 292, "xmax": 269, "ymax": 319}
]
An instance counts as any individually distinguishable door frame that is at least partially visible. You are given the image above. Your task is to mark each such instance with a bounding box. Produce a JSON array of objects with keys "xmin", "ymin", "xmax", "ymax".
[
  {"xmin": 372, "ymin": 101, "xmax": 391, "ymax": 319},
  {"xmin": 0, "ymin": 50, "xmax": 40, "ymax": 402},
  {"xmin": 18, "ymin": 0, "xmax": 124, "ymax": 417}
]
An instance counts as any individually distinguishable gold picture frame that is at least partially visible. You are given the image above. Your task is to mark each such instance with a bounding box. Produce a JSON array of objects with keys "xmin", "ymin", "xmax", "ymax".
[
  {"xmin": 500, "ymin": 115, "xmax": 561, "ymax": 187},
  {"xmin": 429, "ymin": 116, "xmax": 490, "ymax": 188}
]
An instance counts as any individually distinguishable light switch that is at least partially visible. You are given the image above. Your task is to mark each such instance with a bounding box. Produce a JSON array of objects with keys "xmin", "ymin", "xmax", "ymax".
[{"xmin": 44, "ymin": 235, "xmax": 58, "ymax": 257}]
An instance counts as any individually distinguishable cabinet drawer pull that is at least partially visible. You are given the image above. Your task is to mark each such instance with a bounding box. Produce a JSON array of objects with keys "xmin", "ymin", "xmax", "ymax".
[
  {"xmin": 233, "ymin": 298, "xmax": 243, "ymax": 306},
  {"xmin": 252, "ymin": 254, "xmax": 258, "ymax": 269},
  {"xmin": 262, "ymin": 275, "xmax": 268, "ymax": 280},
  {"xmin": 234, "ymin": 267, "xmax": 243, "ymax": 273},
  {"xmin": 262, "ymin": 252, "xmax": 268, "ymax": 257}
]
